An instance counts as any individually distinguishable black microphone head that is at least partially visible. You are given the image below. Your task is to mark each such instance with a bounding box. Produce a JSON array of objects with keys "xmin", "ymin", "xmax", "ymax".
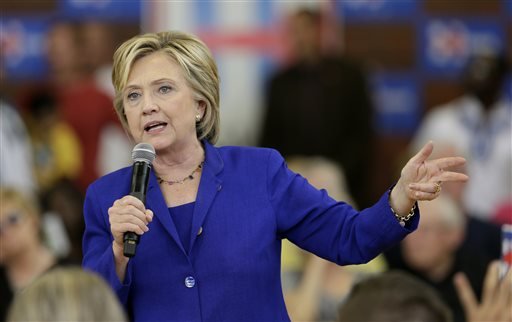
[{"xmin": 132, "ymin": 143, "xmax": 156, "ymax": 165}]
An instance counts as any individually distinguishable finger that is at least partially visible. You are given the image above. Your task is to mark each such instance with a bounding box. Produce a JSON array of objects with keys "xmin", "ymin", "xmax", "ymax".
[
  {"xmin": 454, "ymin": 272, "xmax": 478, "ymax": 318},
  {"xmin": 109, "ymin": 206, "xmax": 149, "ymax": 229},
  {"xmin": 146, "ymin": 209, "xmax": 154, "ymax": 222},
  {"xmin": 409, "ymin": 182, "xmax": 440, "ymax": 194},
  {"xmin": 432, "ymin": 156, "xmax": 466, "ymax": 170},
  {"xmin": 110, "ymin": 204, "xmax": 149, "ymax": 225},
  {"xmin": 111, "ymin": 212, "xmax": 149, "ymax": 231},
  {"xmin": 116, "ymin": 222, "xmax": 146, "ymax": 235},
  {"xmin": 496, "ymin": 264, "xmax": 512, "ymax": 307},
  {"xmin": 482, "ymin": 261, "xmax": 500, "ymax": 304},
  {"xmin": 431, "ymin": 171, "xmax": 469, "ymax": 183},
  {"xmin": 410, "ymin": 141, "xmax": 434, "ymax": 165},
  {"xmin": 411, "ymin": 190, "xmax": 438, "ymax": 201},
  {"xmin": 120, "ymin": 195, "xmax": 146, "ymax": 212}
]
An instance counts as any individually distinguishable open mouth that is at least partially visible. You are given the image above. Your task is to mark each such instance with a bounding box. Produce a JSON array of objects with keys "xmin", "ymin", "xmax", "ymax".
[{"xmin": 144, "ymin": 121, "xmax": 168, "ymax": 132}]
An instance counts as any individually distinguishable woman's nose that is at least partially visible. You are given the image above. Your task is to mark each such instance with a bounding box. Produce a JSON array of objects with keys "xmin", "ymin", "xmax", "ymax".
[{"xmin": 142, "ymin": 96, "xmax": 159, "ymax": 114}]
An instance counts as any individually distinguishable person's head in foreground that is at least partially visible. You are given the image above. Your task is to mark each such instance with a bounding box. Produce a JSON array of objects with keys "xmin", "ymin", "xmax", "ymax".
[
  {"xmin": 7, "ymin": 267, "xmax": 127, "ymax": 322},
  {"xmin": 338, "ymin": 270, "xmax": 452, "ymax": 322}
]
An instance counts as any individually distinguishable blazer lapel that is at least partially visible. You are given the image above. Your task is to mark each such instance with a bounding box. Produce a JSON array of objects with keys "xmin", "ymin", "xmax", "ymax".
[
  {"xmin": 146, "ymin": 171, "xmax": 187, "ymax": 255},
  {"xmin": 188, "ymin": 141, "xmax": 223, "ymax": 253}
]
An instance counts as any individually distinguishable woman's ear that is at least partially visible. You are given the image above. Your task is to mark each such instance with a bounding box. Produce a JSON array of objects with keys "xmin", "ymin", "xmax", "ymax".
[{"xmin": 196, "ymin": 100, "xmax": 206, "ymax": 118}]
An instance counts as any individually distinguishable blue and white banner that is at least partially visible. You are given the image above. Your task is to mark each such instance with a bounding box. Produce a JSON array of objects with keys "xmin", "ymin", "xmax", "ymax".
[
  {"xmin": 59, "ymin": 0, "xmax": 140, "ymax": 21},
  {"xmin": 421, "ymin": 18, "xmax": 505, "ymax": 77},
  {"xmin": 336, "ymin": 0, "xmax": 418, "ymax": 22},
  {"xmin": 0, "ymin": 17, "xmax": 50, "ymax": 80},
  {"xmin": 371, "ymin": 73, "xmax": 421, "ymax": 135}
]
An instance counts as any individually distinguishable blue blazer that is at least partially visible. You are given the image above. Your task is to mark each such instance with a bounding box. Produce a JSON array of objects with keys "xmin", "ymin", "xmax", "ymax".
[{"xmin": 83, "ymin": 141, "xmax": 418, "ymax": 322}]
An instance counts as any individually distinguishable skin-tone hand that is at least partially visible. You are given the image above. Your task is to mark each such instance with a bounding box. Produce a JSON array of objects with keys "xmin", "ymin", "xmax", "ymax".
[
  {"xmin": 454, "ymin": 260, "xmax": 512, "ymax": 322},
  {"xmin": 390, "ymin": 141, "xmax": 468, "ymax": 216},
  {"xmin": 108, "ymin": 195, "xmax": 154, "ymax": 281}
]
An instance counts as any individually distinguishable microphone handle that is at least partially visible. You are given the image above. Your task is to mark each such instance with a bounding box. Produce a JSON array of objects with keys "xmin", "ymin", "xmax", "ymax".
[
  {"xmin": 123, "ymin": 232, "xmax": 139, "ymax": 258},
  {"xmin": 123, "ymin": 191, "xmax": 147, "ymax": 257}
]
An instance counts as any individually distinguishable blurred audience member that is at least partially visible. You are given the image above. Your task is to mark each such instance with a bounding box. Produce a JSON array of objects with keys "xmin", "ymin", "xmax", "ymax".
[
  {"xmin": 338, "ymin": 270, "xmax": 452, "ymax": 322},
  {"xmin": 454, "ymin": 260, "xmax": 512, "ymax": 322},
  {"xmin": 41, "ymin": 178, "xmax": 85, "ymax": 263},
  {"xmin": 25, "ymin": 89, "xmax": 82, "ymax": 191},
  {"xmin": 81, "ymin": 20, "xmax": 116, "ymax": 98},
  {"xmin": 411, "ymin": 52, "xmax": 511, "ymax": 221},
  {"xmin": 384, "ymin": 194, "xmax": 498, "ymax": 322},
  {"xmin": 410, "ymin": 143, "xmax": 501, "ymax": 269},
  {"xmin": 80, "ymin": 20, "xmax": 132, "ymax": 176},
  {"xmin": 260, "ymin": 8, "xmax": 374, "ymax": 208},
  {"xmin": 7, "ymin": 267, "xmax": 127, "ymax": 322},
  {"xmin": 282, "ymin": 156, "xmax": 385, "ymax": 321},
  {"xmin": 0, "ymin": 187, "xmax": 67, "ymax": 321},
  {"xmin": 44, "ymin": 21, "xmax": 128, "ymax": 191},
  {"xmin": 0, "ymin": 100, "xmax": 36, "ymax": 194}
]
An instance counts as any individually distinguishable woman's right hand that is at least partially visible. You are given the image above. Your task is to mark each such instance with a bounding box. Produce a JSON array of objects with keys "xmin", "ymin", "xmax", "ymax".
[{"xmin": 108, "ymin": 195, "xmax": 154, "ymax": 259}]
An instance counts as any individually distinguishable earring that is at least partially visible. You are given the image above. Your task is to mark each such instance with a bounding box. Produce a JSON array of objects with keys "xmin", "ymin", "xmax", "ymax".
[{"xmin": 195, "ymin": 114, "xmax": 201, "ymax": 122}]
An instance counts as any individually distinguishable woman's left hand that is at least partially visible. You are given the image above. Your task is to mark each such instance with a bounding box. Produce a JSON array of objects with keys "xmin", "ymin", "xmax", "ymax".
[
  {"xmin": 390, "ymin": 141, "xmax": 468, "ymax": 215},
  {"xmin": 403, "ymin": 141, "xmax": 468, "ymax": 200}
]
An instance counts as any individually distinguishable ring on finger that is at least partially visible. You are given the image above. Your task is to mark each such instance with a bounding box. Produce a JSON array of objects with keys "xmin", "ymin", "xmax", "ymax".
[{"xmin": 434, "ymin": 182, "xmax": 442, "ymax": 194}]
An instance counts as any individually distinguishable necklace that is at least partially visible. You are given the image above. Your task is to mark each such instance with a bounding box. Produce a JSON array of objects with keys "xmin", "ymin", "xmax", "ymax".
[{"xmin": 157, "ymin": 161, "xmax": 204, "ymax": 185}]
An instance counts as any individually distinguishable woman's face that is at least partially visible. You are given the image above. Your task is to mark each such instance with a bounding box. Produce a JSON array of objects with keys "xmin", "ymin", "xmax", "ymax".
[
  {"xmin": 0, "ymin": 201, "xmax": 37, "ymax": 263},
  {"xmin": 123, "ymin": 51, "xmax": 204, "ymax": 152}
]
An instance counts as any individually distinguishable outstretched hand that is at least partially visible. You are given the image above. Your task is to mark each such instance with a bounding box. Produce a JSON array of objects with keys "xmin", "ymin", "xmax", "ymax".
[
  {"xmin": 401, "ymin": 141, "xmax": 468, "ymax": 200},
  {"xmin": 390, "ymin": 141, "xmax": 468, "ymax": 215},
  {"xmin": 454, "ymin": 261, "xmax": 512, "ymax": 322}
]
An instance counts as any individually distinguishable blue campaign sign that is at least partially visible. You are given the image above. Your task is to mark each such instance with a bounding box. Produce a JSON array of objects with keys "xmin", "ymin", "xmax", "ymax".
[
  {"xmin": 370, "ymin": 73, "xmax": 421, "ymax": 135},
  {"xmin": 336, "ymin": 0, "xmax": 418, "ymax": 22},
  {"xmin": 59, "ymin": 0, "xmax": 141, "ymax": 21},
  {"xmin": 1, "ymin": 17, "xmax": 50, "ymax": 81},
  {"xmin": 421, "ymin": 18, "xmax": 505, "ymax": 77}
]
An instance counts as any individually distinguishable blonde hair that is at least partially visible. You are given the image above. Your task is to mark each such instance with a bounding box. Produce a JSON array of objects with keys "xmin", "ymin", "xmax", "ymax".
[
  {"xmin": 286, "ymin": 156, "xmax": 356, "ymax": 207},
  {"xmin": 112, "ymin": 31, "xmax": 220, "ymax": 143},
  {"xmin": 0, "ymin": 187, "xmax": 40, "ymax": 226},
  {"xmin": 7, "ymin": 267, "xmax": 127, "ymax": 322}
]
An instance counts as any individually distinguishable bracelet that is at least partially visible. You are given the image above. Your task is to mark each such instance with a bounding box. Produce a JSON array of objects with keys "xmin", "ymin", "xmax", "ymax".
[{"xmin": 390, "ymin": 203, "xmax": 416, "ymax": 227}]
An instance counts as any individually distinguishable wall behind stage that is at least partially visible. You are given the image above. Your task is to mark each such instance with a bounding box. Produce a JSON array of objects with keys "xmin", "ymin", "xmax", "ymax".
[
  {"xmin": 145, "ymin": 0, "xmax": 510, "ymax": 200},
  {"xmin": 2, "ymin": 1, "xmax": 508, "ymax": 201}
]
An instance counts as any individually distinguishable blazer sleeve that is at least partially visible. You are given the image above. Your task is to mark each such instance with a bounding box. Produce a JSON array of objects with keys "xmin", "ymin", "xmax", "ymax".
[
  {"xmin": 82, "ymin": 184, "xmax": 133, "ymax": 305},
  {"xmin": 266, "ymin": 149, "xmax": 419, "ymax": 265}
]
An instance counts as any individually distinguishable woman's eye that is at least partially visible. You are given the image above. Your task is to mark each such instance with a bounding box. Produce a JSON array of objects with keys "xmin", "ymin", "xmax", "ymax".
[
  {"xmin": 127, "ymin": 92, "xmax": 140, "ymax": 100},
  {"xmin": 159, "ymin": 86, "xmax": 172, "ymax": 94}
]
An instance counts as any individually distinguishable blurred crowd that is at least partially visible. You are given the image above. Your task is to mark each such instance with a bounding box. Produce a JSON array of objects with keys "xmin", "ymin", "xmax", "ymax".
[{"xmin": 0, "ymin": 7, "xmax": 510, "ymax": 322}]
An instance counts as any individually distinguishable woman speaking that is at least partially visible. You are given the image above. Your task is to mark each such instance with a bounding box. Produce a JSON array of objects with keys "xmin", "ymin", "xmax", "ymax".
[{"xmin": 82, "ymin": 31, "xmax": 467, "ymax": 321}]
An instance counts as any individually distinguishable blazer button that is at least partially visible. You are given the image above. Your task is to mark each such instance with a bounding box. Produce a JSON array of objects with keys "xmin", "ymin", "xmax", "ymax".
[
  {"xmin": 197, "ymin": 226, "xmax": 203, "ymax": 236},
  {"xmin": 185, "ymin": 276, "xmax": 196, "ymax": 288}
]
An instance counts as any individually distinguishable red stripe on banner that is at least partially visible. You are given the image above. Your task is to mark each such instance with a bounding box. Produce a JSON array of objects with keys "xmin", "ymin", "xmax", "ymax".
[{"xmin": 197, "ymin": 28, "xmax": 284, "ymax": 57}]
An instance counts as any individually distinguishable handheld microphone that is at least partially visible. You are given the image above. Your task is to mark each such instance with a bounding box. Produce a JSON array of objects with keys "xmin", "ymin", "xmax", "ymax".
[{"xmin": 123, "ymin": 143, "xmax": 156, "ymax": 257}]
